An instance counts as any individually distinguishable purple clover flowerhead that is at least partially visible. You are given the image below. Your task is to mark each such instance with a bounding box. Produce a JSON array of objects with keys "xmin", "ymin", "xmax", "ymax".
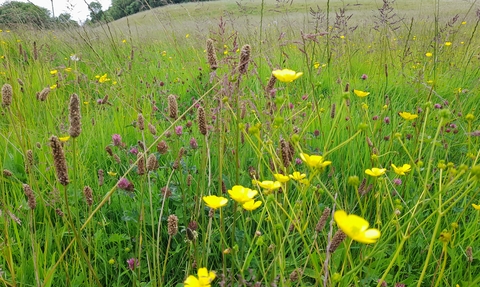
[
  {"xmin": 434, "ymin": 103, "xmax": 442, "ymax": 109},
  {"xmin": 302, "ymin": 94, "xmax": 308, "ymax": 101},
  {"xmin": 117, "ymin": 177, "xmax": 134, "ymax": 192},
  {"xmin": 289, "ymin": 103, "xmax": 294, "ymax": 109},
  {"xmin": 175, "ymin": 125, "xmax": 183, "ymax": 136},
  {"xmin": 129, "ymin": 147, "xmax": 138, "ymax": 155},
  {"xmin": 295, "ymin": 158, "xmax": 302, "ymax": 165},
  {"xmin": 112, "ymin": 134, "xmax": 122, "ymax": 146},
  {"xmin": 372, "ymin": 115, "xmax": 379, "ymax": 121},
  {"xmin": 361, "ymin": 74, "xmax": 368, "ymax": 80},
  {"xmin": 393, "ymin": 178, "xmax": 402, "ymax": 185},
  {"xmin": 384, "ymin": 117, "xmax": 390, "ymax": 124},
  {"xmin": 189, "ymin": 137, "xmax": 198, "ymax": 149},
  {"xmin": 417, "ymin": 107, "xmax": 423, "ymax": 114},
  {"xmin": 313, "ymin": 130, "xmax": 320, "ymax": 137},
  {"xmin": 127, "ymin": 258, "xmax": 139, "ymax": 270}
]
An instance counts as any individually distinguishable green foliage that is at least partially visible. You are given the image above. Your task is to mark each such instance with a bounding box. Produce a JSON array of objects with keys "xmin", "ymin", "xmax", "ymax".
[{"xmin": 0, "ymin": 1, "xmax": 51, "ymax": 28}]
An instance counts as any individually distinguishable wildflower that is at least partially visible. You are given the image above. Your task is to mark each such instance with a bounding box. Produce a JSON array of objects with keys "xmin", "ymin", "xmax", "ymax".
[
  {"xmin": 365, "ymin": 168, "xmax": 386, "ymax": 177},
  {"xmin": 122, "ymin": 39, "xmax": 127, "ymax": 43},
  {"xmin": 334, "ymin": 210, "xmax": 381, "ymax": 244},
  {"xmin": 58, "ymin": 136, "xmax": 70, "ymax": 142},
  {"xmin": 313, "ymin": 62, "xmax": 320, "ymax": 69},
  {"xmin": 175, "ymin": 125, "xmax": 183, "ymax": 136},
  {"xmin": 98, "ymin": 73, "xmax": 110, "ymax": 83},
  {"xmin": 184, "ymin": 267, "xmax": 216, "ymax": 287},
  {"xmin": 108, "ymin": 259, "xmax": 115, "ymax": 264},
  {"xmin": 425, "ymin": 52, "xmax": 433, "ymax": 57},
  {"xmin": 185, "ymin": 34, "xmax": 190, "ymax": 38},
  {"xmin": 253, "ymin": 180, "xmax": 282, "ymax": 191},
  {"xmin": 112, "ymin": 134, "xmax": 122, "ymax": 146},
  {"xmin": 393, "ymin": 178, "xmax": 402, "ymax": 185},
  {"xmin": 289, "ymin": 171, "xmax": 306, "ymax": 181},
  {"xmin": 273, "ymin": 173, "xmax": 290, "ymax": 183},
  {"xmin": 242, "ymin": 200, "xmax": 262, "ymax": 211},
  {"xmin": 391, "ymin": 164, "xmax": 411, "ymax": 175},
  {"xmin": 445, "ymin": 41, "xmax": 452, "ymax": 46},
  {"xmin": 117, "ymin": 178, "xmax": 134, "ymax": 192},
  {"xmin": 107, "ymin": 171, "xmax": 117, "ymax": 176},
  {"xmin": 353, "ymin": 89, "xmax": 370, "ymax": 97},
  {"xmin": 64, "ymin": 67, "xmax": 72, "ymax": 72},
  {"xmin": 299, "ymin": 153, "xmax": 332, "ymax": 169},
  {"xmin": 272, "ymin": 69, "xmax": 303, "ymax": 83},
  {"xmin": 70, "ymin": 54, "xmax": 79, "ymax": 61},
  {"xmin": 472, "ymin": 203, "xmax": 480, "ymax": 210},
  {"xmin": 398, "ymin": 112, "xmax": 418, "ymax": 120},
  {"xmin": 50, "ymin": 69, "xmax": 58, "ymax": 75},
  {"xmin": 203, "ymin": 195, "xmax": 228, "ymax": 209},
  {"xmin": 126, "ymin": 258, "xmax": 139, "ymax": 270},
  {"xmin": 190, "ymin": 137, "xmax": 198, "ymax": 149},
  {"xmin": 228, "ymin": 185, "xmax": 258, "ymax": 203}
]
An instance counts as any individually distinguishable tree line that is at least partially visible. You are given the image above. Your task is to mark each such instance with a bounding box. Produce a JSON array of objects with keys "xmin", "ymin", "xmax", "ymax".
[{"xmin": 0, "ymin": 0, "xmax": 210, "ymax": 29}]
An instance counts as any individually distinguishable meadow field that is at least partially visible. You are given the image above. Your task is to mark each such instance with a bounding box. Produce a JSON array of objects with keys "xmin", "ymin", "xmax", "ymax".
[{"xmin": 1, "ymin": 0, "xmax": 480, "ymax": 286}]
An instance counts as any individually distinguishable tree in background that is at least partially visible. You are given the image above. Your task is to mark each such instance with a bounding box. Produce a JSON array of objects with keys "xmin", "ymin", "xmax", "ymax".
[{"xmin": 0, "ymin": 1, "xmax": 52, "ymax": 29}]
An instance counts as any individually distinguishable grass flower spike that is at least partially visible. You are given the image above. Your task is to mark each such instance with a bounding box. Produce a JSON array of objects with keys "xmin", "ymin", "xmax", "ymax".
[
  {"xmin": 272, "ymin": 69, "xmax": 303, "ymax": 83},
  {"xmin": 353, "ymin": 89, "xmax": 370, "ymax": 97},
  {"xmin": 398, "ymin": 112, "xmax": 418, "ymax": 120},
  {"xmin": 184, "ymin": 267, "xmax": 216, "ymax": 287},
  {"xmin": 242, "ymin": 200, "xmax": 262, "ymax": 211},
  {"xmin": 228, "ymin": 185, "xmax": 258, "ymax": 203},
  {"xmin": 365, "ymin": 168, "xmax": 386, "ymax": 177},
  {"xmin": 300, "ymin": 153, "xmax": 332, "ymax": 169},
  {"xmin": 334, "ymin": 210, "xmax": 381, "ymax": 244},
  {"xmin": 202, "ymin": 195, "xmax": 228, "ymax": 209},
  {"xmin": 391, "ymin": 164, "xmax": 412, "ymax": 175}
]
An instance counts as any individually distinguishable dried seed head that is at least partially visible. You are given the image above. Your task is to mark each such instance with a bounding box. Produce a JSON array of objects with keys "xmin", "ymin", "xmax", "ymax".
[
  {"xmin": 98, "ymin": 169, "xmax": 104, "ymax": 186},
  {"xmin": 137, "ymin": 152, "xmax": 145, "ymax": 175},
  {"xmin": 280, "ymin": 138, "xmax": 292, "ymax": 168},
  {"xmin": 113, "ymin": 154, "xmax": 121, "ymax": 164},
  {"xmin": 83, "ymin": 186, "xmax": 93, "ymax": 206},
  {"xmin": 50, "ymin": 136, "xmax": 69, "ymax": 186},
  {"xmin": 187, "ymin": 173, "xmax": 192, "ymax": 186},
  {"xmin": 289, "ymin": 268, "xmax": 303, "ymax": 282},
  {"xmin": 137, "ymin": 113, "xmax": 145, "ymax": 131},
  {"xmin": 157, "ymin": 140, "xmax": 168, "ymax": 154},
  {"xmin": 37, "ymin": 87, "xmax": 51, "ymax": 101},
  {"xmin": 330, "ymin": 103, "xmax": 336, "ymax": 119},
  {"xmin": 17, "ymin": 78, "xmax": 24, "ymax": 86},
  {"xmin": 315, "ymin": 207, "xmax": 331, "ymax": 232},
  {"xmin": 3, "ymin": 169, "xmax": 13, "ymax": 177},
  {"xmin": 23, "ymin": 184, "xmax": 36, "ymax": 210},
  {"xmin": 466, "ymin": 246, "xmax": 473, "ymax": 262},
  {"xmin": 197, "ymin": 106, "xmax": 207, "ymax": 136},
  {"xmin": 55, "ymin": 208, "xmax": 64, "ymax": 217},
  {"xmin": 167, "ymin": 214, "xmax": 179, "ymax": 236},
  {"xmin": 206, "ymin": 38, "xmax": 218, "ymax": 70},
  {"xmin": 105, "ymin": 146, "xmax": 113, "ymax": 157},
  {"xmin": 238, "ymin": 44, "xmax": 251, "ymax": 75},
  {"xmin": 168, "ymin": 94, "xmax": 178, "ymax": 120},
  {"xmin": 328, "ymin": 230, "xmax": 347, "ymax": 253},
  {"xmin": 68, "ymin": 93, "xmax": 82, "ymax": 138},
  {"xmin": 265, "ymin": 74, "xmax": 277, "ymax": 95},
  {"xmin": 24, "ymin": 149, "xmax": 34, "ymax": 174},
  {"xmin": 148, "ymin": 123, "xmax": 157, "ymax": 135},
  {"xmin": 146, "ymin": 153, "xmax": 159, "ymax": 171},
  {"xmin": 1, "ymin": 83, "xmax": 13, "ymax": 107}
]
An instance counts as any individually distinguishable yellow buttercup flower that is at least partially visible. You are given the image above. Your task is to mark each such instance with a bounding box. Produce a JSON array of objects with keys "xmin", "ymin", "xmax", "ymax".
[
  {"xmin": 184, "ymin": 267, "xmax": 216, "ymax": 287},
  {"xmin": 50, "ymin": 84, "xmax": 57, "ymax": 90},
  {"xmin": 391, "ymin": 164, "xmax": 411, "ymax": 175},
  {"xmin": 122, "ymin": 39, "xmax": 127, "ymax": 43},
  {"xmin": 202, "ymin": 195, "xmax": 228, "ymax": 209},
  {"xmin": 273, "ymin": 173, "xmax": 290, "ymax": 183},
  {"xmin": 50, "ymin": 69, "xmax": 58, "ymax": 75},
  {"xmin": 313, "ymin": 62, "xmax": 320, "ymax": 69},
  {"xmin": 228, "ymin": 185, "xmax": 258, "ymax": 203},
  {"xmin": 289, "ymin": 171, "xmax": 306, "ymax": 181},
  {"xmin": 107, "ymin": 171, "xmax": 117, "ymax": 176},
  {"xmin": 353, "ymin": 89, "xmax": 370, "ymax": 98},
  {"xmin": 272, "ymin": 69, "xmax": 303, "ymax": 83},
  {"xmin": 472, "ymin": 203, "xmax": 480, "ymax": 210},
  {"xmin": 300, "ymin": 153, "xmax": 332, "ymax": 169},
  {"xmin": 58, "ymin": 136, "xmax": 70, "ymax": 142},
  {"xmin": 98, "ymin": 73, "xmax": 110, "ymax": 83},
  {"xmin": 425, "ymin": 52, "xmax": 433, "ymax": 57},
  {"xmin": 398, "ymin": 111, "xmax": 418, "ymax": 120},
  {"xmin": 253, "ymin": 180, "xmax": 282, "ymax": 191},
  {"xmin": 64, "ymin": 67, "xmax": 72, "ymax": 72},
  {"xmin": 242, "ymin": 200, "xmax": 262, "ymax": 211},
  {"xmin": 365, "ymin": 168, "xmax": 386, "ymax": 177},
  {"xmin": 445, "ymin": 41, "xmax": 452, "ymax": 46},
  {"xmin": 334, "ymin": 210, "xmax": 381, "ymax": 244}
]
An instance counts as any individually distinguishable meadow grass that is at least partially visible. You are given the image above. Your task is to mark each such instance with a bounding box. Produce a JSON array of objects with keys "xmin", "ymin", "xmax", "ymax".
[{"xmin": 0, "ymin": 0, "xmax": 479, "ymax": 286}]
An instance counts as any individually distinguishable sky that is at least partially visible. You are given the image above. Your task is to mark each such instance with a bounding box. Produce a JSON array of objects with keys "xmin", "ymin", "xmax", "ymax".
[{"xmin": 0, "ymin": 0, "xmax": 112, "ymax": 22}]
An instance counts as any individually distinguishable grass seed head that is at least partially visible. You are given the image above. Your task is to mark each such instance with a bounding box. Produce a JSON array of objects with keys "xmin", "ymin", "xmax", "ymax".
[
  {"xmin": 50, "ymin": 136, "xmax": 69, "ymax": 186},
  {"xmin": 206, "ymin": 38, "xmax": 218, "ymax": 70},
  {"xmin": 68, "ymin": 94, "xmax": 82, "ymax": 138},
  {"xmin": 1, "ymin": 83, "xmax": 13, "ymax": 107}
]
